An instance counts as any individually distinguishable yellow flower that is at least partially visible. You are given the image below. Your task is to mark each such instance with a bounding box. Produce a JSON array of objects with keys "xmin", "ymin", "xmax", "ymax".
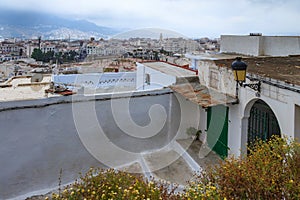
[{"xmin": 289, "ymin": 179, "xmax": 294, "ymax": 183}]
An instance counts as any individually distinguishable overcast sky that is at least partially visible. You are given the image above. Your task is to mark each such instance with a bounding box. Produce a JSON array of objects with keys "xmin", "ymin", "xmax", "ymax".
[{"xmin": 0, "ymin": 0, "xmax": 299, "ymax": 38}]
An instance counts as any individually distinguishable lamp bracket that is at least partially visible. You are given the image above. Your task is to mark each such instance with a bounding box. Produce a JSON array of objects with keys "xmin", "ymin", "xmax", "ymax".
[{"xmin": 242, "ymin": 81, "xmax": 261, "ymax": 93}]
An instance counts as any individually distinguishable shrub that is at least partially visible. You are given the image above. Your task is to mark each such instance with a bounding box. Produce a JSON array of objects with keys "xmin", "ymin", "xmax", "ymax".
[
  {"xmin": 187, "ymin": 136, "xmax": 300, "ymax": 199},
  {"xmin": 51, "ymin": 168, "xmax": 180, "ymax": 200},
  {"xmin": 49, "ymin": 136, "xmax": 300, "ymax": 200}
]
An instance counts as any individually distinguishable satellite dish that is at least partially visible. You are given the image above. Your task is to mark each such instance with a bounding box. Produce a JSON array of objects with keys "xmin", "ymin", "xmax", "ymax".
[{"xmin": 31, "ymin": 73, "xmax": 43, "ymax": 83}]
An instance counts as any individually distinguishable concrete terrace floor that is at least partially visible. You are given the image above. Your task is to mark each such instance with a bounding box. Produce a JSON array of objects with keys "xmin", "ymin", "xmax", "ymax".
[
  {"xmin": 26, "ymin": 139, "xmax": 221, "ymax": 199},
  {"xmin": 177, "ymin": 139, "xmax": 222, "ymax": 171},
  {"xmin": 120, "ymin": 139, "xmax": 222, "ymax": 186}
]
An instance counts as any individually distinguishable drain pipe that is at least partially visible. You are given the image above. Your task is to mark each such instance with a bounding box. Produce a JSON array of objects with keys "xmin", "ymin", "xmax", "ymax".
[{"xmin": 232, "ymin": 81, "xmax": 240, "ymax": 104}]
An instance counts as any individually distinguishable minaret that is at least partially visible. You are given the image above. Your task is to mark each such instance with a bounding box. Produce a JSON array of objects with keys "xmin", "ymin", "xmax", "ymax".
[{"xmin": 159, "ymin": 33, "xmax": 163, "ymax": 42}]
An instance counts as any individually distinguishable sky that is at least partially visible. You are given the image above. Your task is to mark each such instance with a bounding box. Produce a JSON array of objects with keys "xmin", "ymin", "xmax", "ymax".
[{"xmin": 0, "ymin": 0, "xmax": 299, "ymax": 38}]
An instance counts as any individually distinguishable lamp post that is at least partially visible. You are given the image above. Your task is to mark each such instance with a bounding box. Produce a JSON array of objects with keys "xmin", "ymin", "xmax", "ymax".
[{"xmin": 231, "ymin": 57, "xmax": 261, "ymax": 103}]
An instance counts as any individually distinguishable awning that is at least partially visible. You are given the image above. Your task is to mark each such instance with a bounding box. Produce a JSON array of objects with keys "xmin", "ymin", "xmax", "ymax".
[{"xmin": 170, "ymin": 82, "xmax": 237, "ymax": 108}]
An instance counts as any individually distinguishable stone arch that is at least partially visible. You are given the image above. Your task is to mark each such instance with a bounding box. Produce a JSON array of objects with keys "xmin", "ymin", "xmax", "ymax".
[{"xmin": 241, "ymin": 98, "xmax": 281, "ymax": 154}]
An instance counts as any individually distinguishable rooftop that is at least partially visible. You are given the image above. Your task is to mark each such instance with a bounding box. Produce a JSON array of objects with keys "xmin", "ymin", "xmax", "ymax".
[
  {"xmin": 142, "ymin": 61, "xmax": 197, "ymax": 77},
  {"xmin": 213, "ymin": 55, "xmax": 300, "ymax": 86},
  {"xmin": 0, "ymin": 75, "xmax": 53, "ymax": 102},
  {"xmin": 193, "ymin": 53, "xmax": 300, "ymax": 86}
]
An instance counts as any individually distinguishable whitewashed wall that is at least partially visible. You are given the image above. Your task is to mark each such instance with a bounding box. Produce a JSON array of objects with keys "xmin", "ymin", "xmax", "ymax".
[
  {"xmin": 220, "ymin": 35, "xmax": 300, "ymax": 56},
  {"xmin": 53, "ymin": 72, "xmax": 136, "ymax": 93},
  {"xmin": 220, "ymin": 35, "xmax": 262, "ymax": 56},
  {"xmin": 262, "ymin": 36, "xmax": 300, "ymax": 56},
  {"xmin": 197, "ymin": 59, "xmax": 300, "ymax": 156},
  {"xmin": 197, "ymin": 60, "xmax": 236, "ymax": 96},
  {"xmin": 136, "ymin": 63, "xmax": 176, "ymax": 91}
]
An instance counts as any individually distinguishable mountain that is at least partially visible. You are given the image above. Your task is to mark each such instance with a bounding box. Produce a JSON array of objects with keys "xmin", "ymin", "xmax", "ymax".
[
  {"xmin": 0, "ymin": 9, "xmax": 120, "ymax": 40},
  {"xmin": 111, "ymin": 28, "xmax": 188, "ymax": 39}
]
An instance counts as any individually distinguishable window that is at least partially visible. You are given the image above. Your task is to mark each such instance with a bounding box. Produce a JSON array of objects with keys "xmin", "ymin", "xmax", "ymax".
[{"xmin": 209, "ymin": 70, "xmax": 219, "ymax": 89}]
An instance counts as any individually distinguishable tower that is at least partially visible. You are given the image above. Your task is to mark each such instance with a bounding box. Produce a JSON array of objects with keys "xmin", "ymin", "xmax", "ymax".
[{"xmin": 159, "ymin": 33, "xmax": 163, "ymax": 42}]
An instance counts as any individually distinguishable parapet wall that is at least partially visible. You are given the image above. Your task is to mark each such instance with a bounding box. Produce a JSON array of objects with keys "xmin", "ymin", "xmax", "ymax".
[
  {"xmin": 220, "ymin": 35, "xmax": 262, "ymax": 56},
  {"xmin": 220, "ymin": 35, "xmax": 300, "ymax": 56}
]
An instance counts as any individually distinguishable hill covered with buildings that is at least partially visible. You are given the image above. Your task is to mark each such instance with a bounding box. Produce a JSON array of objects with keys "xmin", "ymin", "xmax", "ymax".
[{"xmin": 0, "ymin": 9, "xmax": 119, "ymax": 40}]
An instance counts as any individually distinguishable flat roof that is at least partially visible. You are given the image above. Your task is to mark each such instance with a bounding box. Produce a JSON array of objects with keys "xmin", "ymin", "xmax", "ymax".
[
  {"xmin": 0, "ymin": 75, "xmax": 53, "ymax": 102},
  {"xmin": 142, "ymin": 62, "xmax": 197, "ymax": 77},
  {"xmin": 189, "ymin": 53, "xmax": 300, "ymax": 86},
  {"xmin": 212, "ymin": 55, "xmax": 300, "ymax": 86}
]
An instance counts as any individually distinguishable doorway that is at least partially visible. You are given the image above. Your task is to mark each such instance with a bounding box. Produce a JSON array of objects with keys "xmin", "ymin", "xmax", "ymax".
[{"xmin": 247, "ymin": 100, "xmax": 281, "ymax": 146}]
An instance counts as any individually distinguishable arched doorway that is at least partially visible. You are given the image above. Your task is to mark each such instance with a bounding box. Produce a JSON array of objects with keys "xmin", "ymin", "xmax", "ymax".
[{"xmin": 247, "ymin": 100, "xmax": 281, "ymax": 146}]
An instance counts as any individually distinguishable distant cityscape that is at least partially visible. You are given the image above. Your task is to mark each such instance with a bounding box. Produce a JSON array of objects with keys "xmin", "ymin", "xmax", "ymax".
[{"xmin": 0, "ymin": 34, "xmax": 220, "ymax": 81}]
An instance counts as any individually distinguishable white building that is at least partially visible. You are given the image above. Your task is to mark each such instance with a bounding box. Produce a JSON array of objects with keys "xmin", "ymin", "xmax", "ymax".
[
  {"xmin": 163, "ymin": 38, "xmax": 199, "ymax": 53},
  {"xmin": 136, "ymin": 61, "xmax": 196, "ymax": 91},
  {"xmin": 52, "ymin": 72, "xmax": 136, "ymax": 94},
  {"xmin": 86, "ymin": 43, "xmax": 126, "ymax": 56},
  {"xmin": 221, "ymin": 34, "xmax": 300, "ymax": 56},
  {"xmin": 187, "ymin": 36, "xmax": 300, "ymax": 157}
]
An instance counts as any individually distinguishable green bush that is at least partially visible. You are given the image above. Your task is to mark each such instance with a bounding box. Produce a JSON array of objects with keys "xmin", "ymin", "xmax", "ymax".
[
  {"xmin": 50, "ymin": 168, "xmax": 180, "ymax": 200},
  {"xmin": 49, "ymin": 136, "xmax": 300, "ymax": 200},
  {"xmin": 186, "ymin": 136, "xmax": 300, "ymax": 199}
]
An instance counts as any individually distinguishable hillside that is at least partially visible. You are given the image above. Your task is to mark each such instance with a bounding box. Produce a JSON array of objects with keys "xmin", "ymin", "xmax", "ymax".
[{"xmin": 0, "ymin": 9, "xmax": 119, "ymax": 40}]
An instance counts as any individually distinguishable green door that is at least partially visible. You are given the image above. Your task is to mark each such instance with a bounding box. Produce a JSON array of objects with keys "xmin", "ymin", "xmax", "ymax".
[{"xmin": 207, "ymin": 105, "xmax": 229, "ymax": 158}]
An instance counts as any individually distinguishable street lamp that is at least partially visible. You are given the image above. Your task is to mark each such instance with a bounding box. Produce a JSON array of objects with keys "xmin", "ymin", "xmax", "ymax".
[{"xmin": 231, "ymin": 57, "xmax": 261, "ymax": 103}]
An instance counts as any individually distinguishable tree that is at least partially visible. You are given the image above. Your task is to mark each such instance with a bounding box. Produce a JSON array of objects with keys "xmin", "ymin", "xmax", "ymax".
[
  {"xmin": 43, "ymin": 51, "xmax": 54, "ymax": 63},
  {"xmin": 31, "ymin": 48, "xmax": 44, "ymax": 61}
]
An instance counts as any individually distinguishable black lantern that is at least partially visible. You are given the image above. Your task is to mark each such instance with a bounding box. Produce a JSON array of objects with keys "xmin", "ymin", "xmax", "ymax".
[
  {"xmin": 231, "ymin": 57, "xmax": 247, "ymax": 83},
  {"xmin": 231, "ymin": 57, "xmax": 261, "ymax": 104}
]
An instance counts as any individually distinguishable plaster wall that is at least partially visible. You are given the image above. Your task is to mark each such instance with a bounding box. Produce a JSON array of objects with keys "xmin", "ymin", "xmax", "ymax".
[
  {"xmin": 220, "ymin": 35, "xmax": 300, "ymax": 56},
  {"xmin": 197, "ymin": 59, "xmax": 300, "ymax": 157},
  {"xmin": 170, "ymin": 93, "xmax": 202, "ymax": 140},
  {"xmin": 220, "ymin": 35, "xmax": 261, "ymax": 56},
  {"xmin": 228, "ymin": 83, "xmax": 300, "ymax": 156},
  {"xmin": 262, "ymin": 36, "xmax": 300, "ymax": 56},
  {"xmin": 52, "ymin": 72, "xmax": 136, "ymax": 93},
  {"xmin": 295, "ymin": 105, "xmax": 300, "ymax": 142},
  {"xmin": 197, "ymin": 60, "xmax": 236, "ymax": 96},
  {"xmin": 136, "ymin": 63, "xmax": 176, "ymax": 91}
]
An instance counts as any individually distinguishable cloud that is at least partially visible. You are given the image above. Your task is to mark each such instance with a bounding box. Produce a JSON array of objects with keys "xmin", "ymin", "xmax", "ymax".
[{"xmin": 0, "ymin": 0, "xmax": 299, "ymax": 37}]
